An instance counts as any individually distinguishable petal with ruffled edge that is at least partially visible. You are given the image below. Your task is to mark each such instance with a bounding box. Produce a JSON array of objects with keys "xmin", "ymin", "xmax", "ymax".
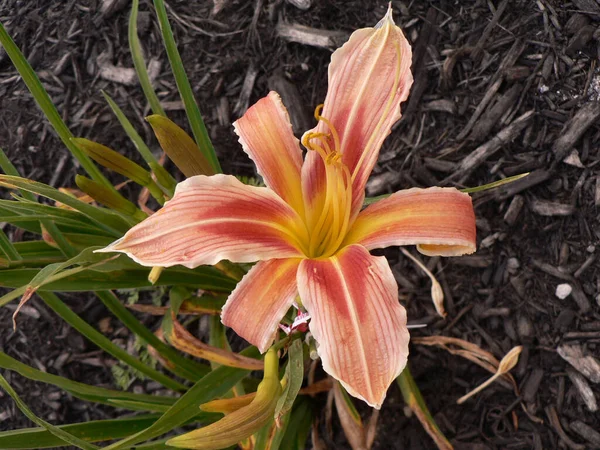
[
  {"xmin": 302, "ymin": 8, "xmax": 413, "ymax": 221},
  {"xmin": 99, "ymin": 174, "xmax": 308, "ymax": 268},
  {"xmin": 344, "ymin": 187, "xmax": 476, "ymax": 256},
  {"xmin": 222, "ymin": 258, "xmax": 300, "ymax": 353},
  {"xmin": 297, "ymin": 244, "xmax": 409, "ymax": 408},
  {"xmin": 234, "ymin": 92, "xmax": 304, "ymax": 217}
]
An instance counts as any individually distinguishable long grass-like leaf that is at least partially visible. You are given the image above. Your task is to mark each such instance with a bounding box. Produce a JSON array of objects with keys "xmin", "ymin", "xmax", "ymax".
[
  {"xmin": 129, "ymin": 0, "xmax": 166, "ymax": 117},
  {"xmin": 397, "ymin": 367, "xmax": 452, "ymax": 450},
  {"xmin": 280, "ymin": 398, "xmax": 313, "ymax": 450},
  {"xmin": 101, "ymin": 91, "xmax": 177, "ymax": 194},
  {"xmin": 0, "ymin": 415, "xmax": 161, "ymax": 449},
  {"xmin": 0, "ymin": 351, "xmax": 177, "ymax": 410},
  {"xmin": 102, "ymin": 347, "xmax": 260, "ymax": 450},
  {"xmin": 0, "ymin": 148, "xmax": 77, "ymax": 257},
  {"xmin": 95, "ymin": 290, "xmax": 210, "ymax": 382},
  {"xmin": 0, "ymin": 228, "xmax": 21, "ymax": 261},
  {"xmin": 0, "ymin": 373, "xmax": 100, "ymax": 450},
  {"xmin": 0, "ymin": 175, "xmax": 129, "ymax": 236},
  {"xmin": 152, "ymin": 0, "xmax": 222, "ymax": 173},
  {"xmin": 0, "ymin": 25, "xmax": 115, "ymax": 191},
  {"xmin": 0, "ymin": 199, "xmax": 112, "ymax": 233},
  {"xmin": 38, "ymin": 291, "xmax": 186, "ymax": 392},
  {"xmin": 0, "ymin": 266, "xmax": 235, "ymax": 292}
]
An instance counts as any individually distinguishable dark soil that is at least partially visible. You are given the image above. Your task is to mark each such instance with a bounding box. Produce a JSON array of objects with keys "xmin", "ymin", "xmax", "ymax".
[{"xmin": 1, "ymin": 0, "xmax": 600, "ymax": 449}]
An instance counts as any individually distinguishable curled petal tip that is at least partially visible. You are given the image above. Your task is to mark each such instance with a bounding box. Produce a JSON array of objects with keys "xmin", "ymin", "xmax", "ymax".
[
  {"xmin": 376, "ymin": 3, "xmax": 395, "ymax": 29},
  {"xmin": 94, "ymin": 239, "xmax": 122, "ymax": 254}
]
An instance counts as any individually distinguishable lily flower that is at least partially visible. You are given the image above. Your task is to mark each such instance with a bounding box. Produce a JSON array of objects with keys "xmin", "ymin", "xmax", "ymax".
[{"xmin": 99, "ymin": 8, "xmax": 476, "ymax": 408}]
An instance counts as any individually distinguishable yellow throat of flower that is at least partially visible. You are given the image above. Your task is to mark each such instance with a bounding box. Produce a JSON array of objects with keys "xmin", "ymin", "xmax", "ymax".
[{"xmin": 302, "ymin": 106, "xmax": 353, "ymax": 259}]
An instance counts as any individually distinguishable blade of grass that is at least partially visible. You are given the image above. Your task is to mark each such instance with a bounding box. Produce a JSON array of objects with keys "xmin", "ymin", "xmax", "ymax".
[
  {"xmin": 0, "ymin": 25, "xmax": 116, "ymax": 191},
  {"xmin": 0, "ymin": 175, "xmax": 129, "ymax": 236},
  {"xmin": 129, "ymin": 0, "xmax": 166, "ymax": 117},
  {"xmin": 38, "ymin": 291, "xmax": 186, "ymax": 392},
  {"xmin": 397, "ymin": 367, "xmax": 452, "ymax": 450},
  {"xmin": 1, "ymin": 147, "xmax": 76, "ymax": 257},
  {"xmin": 0, "ymin": 350, "xmax": 176, "ymax": 409},
  {"xmin": 0, "ymin": 147, "xmax": 36, "ymax": 202},
  {"xmin": 0, "ymin": 373, "xmax": 100, "ymax": 450},
  {"xmin": 0, "ymin": 266, "xmax": 235, "ymax": 292},
  {"xmin": 0, "ymin": 415, "xmax": 160, "ymax": 449},
  {"xmin": 0, "ymin": 228, "xmax": 21, "ymax": 261},
  {"xmin": 40, "ymin": 221, "xmax": 78, "ymax": 258},
  {"xmin": 152, "ymin": 0, "xmax": 222, "ymax": 173},
  {"xmin": 280, "ymin": 398, "xmax": 313, "ymax": 450},
  {"xmin": 95, "ymin": 290, "xmax": 209, "ymax": 381},
  {"xmin": 0, "ymin": 199, "xmax": 112, "ymax": 233},
  {"xmin": 102, "ymin": 346, "xmax": 261, "ymax": 450},
  {"xmin": 101, "ymin": 91, "xmax": 176, "ymax": 193}
]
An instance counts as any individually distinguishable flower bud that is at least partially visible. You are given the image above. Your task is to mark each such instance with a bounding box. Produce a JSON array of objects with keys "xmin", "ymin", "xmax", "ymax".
[
  {"xmin": 75, "ymin": 175, "xmax": 146, "ymax": 221},
  {"xmin": 73, "ymin": 138, "xmax": 152, "ymax": 187},
  {"xmin": 167, "ymin": 348, "xmax": 282, "ymax": 449},
  {"xmin": 146, "ymin": 115, "xmax": 214, "ymax": 177}
]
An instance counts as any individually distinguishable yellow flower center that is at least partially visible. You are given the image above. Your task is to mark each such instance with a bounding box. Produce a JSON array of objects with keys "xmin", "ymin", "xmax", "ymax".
[{"xmin": 302, "ymin": 106, "xmax": 353, "ymax": 259}]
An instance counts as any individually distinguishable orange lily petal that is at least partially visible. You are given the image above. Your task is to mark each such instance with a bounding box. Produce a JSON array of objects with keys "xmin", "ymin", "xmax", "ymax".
[
  {"xmin": 344, "ymin": 187, "xmax": 476, "ymax": 256},
  {"xmin": 297, "ymin": 244, "xmax": 409, "ymax": 408},
  {"xmin": 234, "ymin": 92, "xmax": 305, "ymax": 217},
  {"xmin": 99, "ymin": 175, "xmax": 308, "ymax": 267},
  {"xmin": 222, "ymin": 258, "xmax": 300, "ymax": 353},
  {"xmin": 302, "ymin": 8, "xmax": 413, "ymax": 219}
]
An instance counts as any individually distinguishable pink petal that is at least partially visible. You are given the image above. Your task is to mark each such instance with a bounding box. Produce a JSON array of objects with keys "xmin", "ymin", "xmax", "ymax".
[
  {"xmin": 344, "ymin": 187, "xmax": 476, "ymax": 256},
  {"xmin": 222, "ymin": 258, "xmax": 300, "ymax": 353},
  {"xmin": 99, "ymin": 174, "xmax": 308, "ymax": 268},
  {"xmin": 297, "ymin": 244, "xmax": 409, "ymax": 408},
  {"xmin": 302, "ymin": 9, "xmax": 413, "ymax": 219},
  {"xmin": 234, "ymin": 92, "xmax": 305, "ymax": 217}
]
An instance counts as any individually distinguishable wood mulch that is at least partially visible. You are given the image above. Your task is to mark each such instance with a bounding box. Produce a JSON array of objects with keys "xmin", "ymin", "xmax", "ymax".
[{"xmin": 1, "ymin": 0, "xmax": 599, "ymax": 449}]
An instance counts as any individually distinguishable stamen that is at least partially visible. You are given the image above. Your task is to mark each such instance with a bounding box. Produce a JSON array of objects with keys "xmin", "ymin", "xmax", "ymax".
[{"xmin": 303, "ymin": 106, "xmax": 353, "ymax": 258}]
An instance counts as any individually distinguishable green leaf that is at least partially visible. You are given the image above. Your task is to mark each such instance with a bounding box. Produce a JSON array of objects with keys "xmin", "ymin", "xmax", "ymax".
[
  {"xmin": 0, "ymin": 150, "xmax": 80, "ymax": 257},
  {"xmin": 146, "ymin": 115, "xmax": 213, "ymax": 177},
  {"xmin": 0, "ymin": 415, "xmax": 160, "ymax": 449},
  {"xmin": 0, "ymin": 24, "xmax": 115, "ymax": 191},
  {"xmin": 0, "ymin": 227, "xmax": 21, "ymax": 262},
  {"xmin": 268, "ymin": 409, "xmax": 292, "ymax": 450},
  {"xmin": 102, "ymin": 347, "xmax": 261, "ymax": 450},
  {"xmin": 0, "ymin": 266, "xmax": 235, "ymax": 292},
  {"xmin": 12, "ymin": 241, "xmax": 63, "ymax": 258},
  {"xmin": 459, "ymin": 172, "xmax": 529, "ymax": 194},
  {"xmin": 0, "ymin": 175, "xmax": 129, "ymax": 236},
  {"xmin": 0, "ymin": 199, "xmax": 113, "ymax": 234},
  {"xmin": 152, "ymin": 0, "xmax": 222, "ymax": 173},
  {"xmin": 397, "ymin": 367, "xmax": 452, "ymax": 450},
  {"xmin": 75, "ymin": 175, "xmax": 146, "ymax": 223},
  {"xmin": 280, "ymin": 397, "xmax": 313, "ymax": 450},
  {"xmin": 129, "ymin": 0, "xmax": 166, "ymax": 117},
  {"xmin": 275, "ymin": 339, "xmax": 304, "ymax": 420},
  {"xmin": 0, "ymin": 373, "xmax": 100, "ymax": 450},
  {"xmin": 363, "ymin": 173, "xmax": 531, "ymax": 207},
  {"xmin": 95, "ymin": 290, "xmax": 210, "ymax": 382},
  {"xmin": 101, "ymin": 91, "xmax": 176, "ymax": 194},
  {"xmin": 38, "ymin": 291, "xmax": 187, "ymax": 392},
  {"xmin": 0, "ymin": 351, "xmax": 176, "ymax": 410},
  {"xmin": 0, "ymin": 247, "xmax": 115, "ymax": 308}
]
